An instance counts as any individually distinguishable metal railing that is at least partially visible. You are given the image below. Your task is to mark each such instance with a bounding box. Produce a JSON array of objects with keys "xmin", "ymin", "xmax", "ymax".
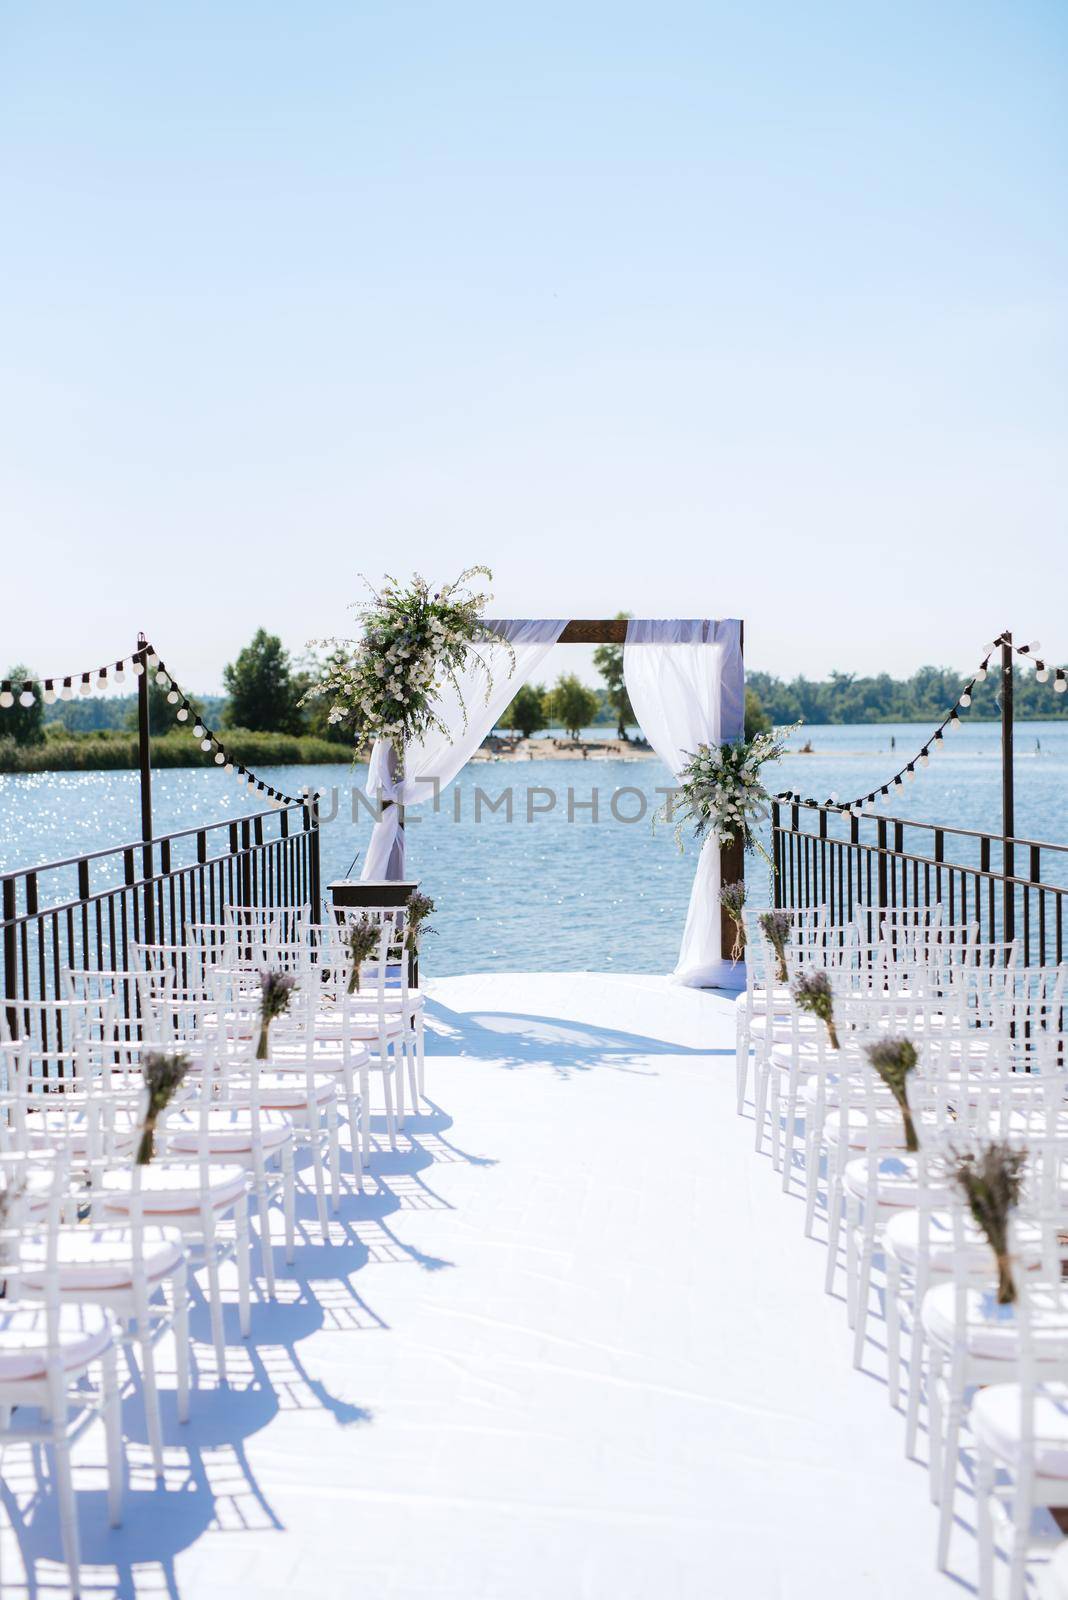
[
  {"xmin": 770, "ymin": 799, "xmax": 1068, "ymax": 966},
  {"xmin": 1, "ymin": 800, "xmax": 321, "ymax": 1009}
]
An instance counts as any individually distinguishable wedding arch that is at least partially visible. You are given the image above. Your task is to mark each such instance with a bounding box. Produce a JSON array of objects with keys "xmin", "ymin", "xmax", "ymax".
[{"xmin": 358, "ymin": 616, "xmax": 746, "ymax": 990}]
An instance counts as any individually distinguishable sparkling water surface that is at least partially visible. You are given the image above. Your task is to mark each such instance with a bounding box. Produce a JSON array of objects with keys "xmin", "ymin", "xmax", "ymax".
[{"xmin": 2, "ymin": 721, "xmax": 1066, "ymax": 975}]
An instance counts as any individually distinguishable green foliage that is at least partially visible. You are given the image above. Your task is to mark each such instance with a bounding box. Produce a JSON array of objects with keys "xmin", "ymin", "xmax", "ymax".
[
  {"xmin": 223, "ymin": 629, "xmax": 303, "ymax": 734},
  {"xmin": 549, "ymin": 673, "xmax": 600, "ymax": 738},
  {"xmin": 47, "ymin": 693, "xmax": 226, "ymax": 733},
  {"xmin": 744, "ymin": 686, "xmax": 770, "ymax": 738},
  {"xmin": 747, "ymin": 664, "xmax": 1068, "ymax": 724},
  {"xmin": 2, "ymin": 666, "xmax": 44, "ymax": 746},
  {"xmin": 0, "ymin": 730, "xmax": 353, "ymax": 773},
  {"xmin": 592, "ymin": 614, "xmax": 635, "ymax": 738},
  {"xmin": 499, "ymin": 683, "xmax": 547, "ymax": 740},
  {"xmin": 123, "ymin": 678, "xmax": 204, "ymax": 737},
  {"xmin": 296, "ymin": 647, "xmax": 356, "ymax": 745}
]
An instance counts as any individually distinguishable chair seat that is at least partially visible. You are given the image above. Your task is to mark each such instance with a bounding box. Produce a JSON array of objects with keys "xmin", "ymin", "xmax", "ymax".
[
  {"xmin": 265, "ymin": 1043, "xmax": 371, "ymax": 1070},
  {"xmin": 165, "ymin": 1107, "xmax": 293, "ymax": 1154},
  {"xmin": 224, "ymin": 1073, "xmax": 338, "ymax": 1110},
  {"xmin": 299, "ymin": 1015, "xmax": 408, "ymax": 1043},
  {"xmin": 0, "ymin": 1304, "xmax": 112, "ymax": 1382},
  {"xmin": 972, "ymin": 1381, "xmax": 1068, "ymax": 1477},
  {"xmin": 922, "ymin": 1283, "xmax": 1068, "ymax": 1362},
  {"xmin": 99, "ymin": 1163, "xmax": 248, "ymax": 1215},
  {"xmin": 18, "ymin": 1225, "xmax": 184, "ymax": 1291},
  {"xmin": 735, "ymin": 986, "xmax": 792, "ymax": 1016},
  {"xmin": 770, "ymin": 1041, "xmax": 821, "ymax": 1073},
  {"xmin": 884, "ymin": 1208, "xmax": 1044, "ymax": 1272},
  {"xmin": 843, "ymin": 1152, "xmax": 924, "ymax": 1207},
  {"xmin": 751, "ymin": 1014, "xmax": 818, "ymax": 1041},
  {"xmin": 22, "ymin": 1106, "xmax": 139, "ymax": 1155},
  {"xmin": 825, "ymin": 1104, "xmax": 909, "ymax": 1151}
]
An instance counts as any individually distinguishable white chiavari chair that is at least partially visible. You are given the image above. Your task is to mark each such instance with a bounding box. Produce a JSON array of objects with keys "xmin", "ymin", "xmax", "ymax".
[{"xmin": 1, "ymin": 1149, "xmax": 125, "ymax": 1598}]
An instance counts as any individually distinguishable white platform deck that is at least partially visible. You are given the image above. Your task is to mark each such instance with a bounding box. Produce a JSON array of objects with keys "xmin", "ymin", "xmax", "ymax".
[{"xmin": 2, "ymin": 973, "xmax": 976, "ymax": 1598}]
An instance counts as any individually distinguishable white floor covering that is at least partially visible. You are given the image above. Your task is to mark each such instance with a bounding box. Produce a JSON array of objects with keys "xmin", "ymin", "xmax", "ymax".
[{"xmin": 0, "ymin": 972, "xmax": 995, "ymax": 1598}]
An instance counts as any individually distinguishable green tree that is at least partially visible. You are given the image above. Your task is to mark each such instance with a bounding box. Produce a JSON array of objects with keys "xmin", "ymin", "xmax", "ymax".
[
  {"xmin": 3, "ymin": 666, "xmax": 44, "ymax": 746},
  {"xmin": 551, "ymin": 672, "xmax": 599, "ymax": 739},
  {"xmin": 744, "ymin": 686, "xmax": 771, "ymax": 739},
  {"xmin": 296, "ymin": 646, "xmax": 358, "ymax": 746},
  {"xmin": 499, "ymin": 683, "xmax": 546, "ymax": 740},
  {"xmin": 223, "ymin": 629, "xmax": 302, "ymax": 733},
  {"xmin": 124, "ymin": 677, "xmax": 202, "ymax": 737},
  {"xmin": 592, "ymin": 613, "xmax": 635, "ymax": 739}
]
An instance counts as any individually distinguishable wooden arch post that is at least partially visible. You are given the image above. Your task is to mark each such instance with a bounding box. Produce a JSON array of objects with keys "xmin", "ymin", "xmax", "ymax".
[{"xmin": 500, "ymin": 617, "xmax": 746, "ymax": 974}]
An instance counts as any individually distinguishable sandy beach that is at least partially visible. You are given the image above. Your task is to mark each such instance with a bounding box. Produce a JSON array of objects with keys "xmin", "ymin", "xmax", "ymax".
[{"xmin": 470, "ymin": 734, "xmax": 657, "ymax": 762}]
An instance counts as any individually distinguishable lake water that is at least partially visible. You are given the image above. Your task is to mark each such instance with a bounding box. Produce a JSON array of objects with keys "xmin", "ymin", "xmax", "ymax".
[{"xmin": 2, "ymin": 720, "xmax": 1066, "ymax": 975}]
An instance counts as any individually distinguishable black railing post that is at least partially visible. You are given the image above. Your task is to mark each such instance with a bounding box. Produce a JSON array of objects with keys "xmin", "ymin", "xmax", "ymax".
[
  {"xmin": 1001, "ymin": 629, "xmax": 1015, "ymax": 944},
  {"xmin": 2, "ymin": 875, "xmax": 17, "ymax": 1026},
  {"xmin": 306, "ymin": 793, "xmax": 322, "ymax": 919},
  {"xmin": 136, "ymin": 632, "xmax": 156, "ymax": 944},
  {"xmin": 770, "ymin": 800, "xmax": 782, "ymax": 906},
  {"xmin": 876, "ymin": 818, "xmax": 888, "ymax": 910}
]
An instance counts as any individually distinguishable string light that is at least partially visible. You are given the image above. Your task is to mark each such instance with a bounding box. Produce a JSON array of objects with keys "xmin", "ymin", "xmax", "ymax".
[
  {"xmin": 776, "ymin": 629, "xmax": 1068, "ymax": 815},
  {"xmin": 0, "ymin": 636, "xmax": 308, "ymax": 809}
]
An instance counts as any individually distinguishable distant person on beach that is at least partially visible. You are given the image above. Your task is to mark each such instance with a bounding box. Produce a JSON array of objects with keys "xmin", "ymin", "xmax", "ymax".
[{"xmin": 891, "ymin": 736, "xmax": 896, "ymax": 750}]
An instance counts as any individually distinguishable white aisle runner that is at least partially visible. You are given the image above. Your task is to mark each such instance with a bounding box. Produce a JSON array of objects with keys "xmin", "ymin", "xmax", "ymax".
[{"xmin": 5, "ymin": 973, "xmax": 959, "ymax": 1599}]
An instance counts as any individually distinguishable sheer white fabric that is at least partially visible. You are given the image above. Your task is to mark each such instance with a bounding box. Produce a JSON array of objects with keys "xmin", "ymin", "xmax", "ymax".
[
  {"xmin": 361, "ymin": 619, "xmax": 567, "ymax": 881},
  {"xmin": 623, "ymin": 618, "xmax": 744, "ymax": 989}
]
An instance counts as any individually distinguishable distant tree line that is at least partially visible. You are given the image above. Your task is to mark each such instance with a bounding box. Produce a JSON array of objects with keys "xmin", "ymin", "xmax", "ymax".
[
  {"xmin": 746, "ymin": 664, "xmax": 1068, "ymax": 725},
  {"xmin": 5, "ymin": 633, "xmax": 1065, "ymax": 757}
]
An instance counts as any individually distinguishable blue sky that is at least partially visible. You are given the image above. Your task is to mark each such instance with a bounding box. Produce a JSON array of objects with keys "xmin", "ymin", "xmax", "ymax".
[{"xmin": 1, "ymin": 1, "xmax": 1065, "ymax": 691}]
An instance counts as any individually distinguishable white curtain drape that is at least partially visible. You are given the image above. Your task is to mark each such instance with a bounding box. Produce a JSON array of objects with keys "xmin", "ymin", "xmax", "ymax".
[
  {"xmin": 623, "ymin": 618, "xmax": 745, "ymax": 989},
  {"xmin": 360, "ymin": 619, "xmax": 567, "ymax": 881}
]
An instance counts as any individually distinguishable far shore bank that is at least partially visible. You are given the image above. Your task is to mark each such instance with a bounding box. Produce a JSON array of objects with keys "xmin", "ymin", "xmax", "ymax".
[{"xmin": 0, "ymin": 719, "xmax": 1063, "ymax": 774}]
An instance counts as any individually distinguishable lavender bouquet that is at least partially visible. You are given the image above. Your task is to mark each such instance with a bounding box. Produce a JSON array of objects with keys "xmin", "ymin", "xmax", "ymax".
[
  {"xmin": 257, "ymin": 970, "xmax": 297, "ymax": 1059},
  {"xmin": 865, "ymin": 1039, "xmax": 919, "ymax": 1152},
  {"xmin": 345, "ymin": 916, "xmax": 380, "ymax": 994},
  {"xmin": 759, "ymin": 910, "xmax": 793, "ymax": 984},
  {"xmin": 137, "ymin": 1051, "xmax": 191, "ymax": 1164},
  {"xmin": 719, "ymin": 881, "xmax": 747, "ymax": 963},
  {"xmin": 403, "ymin": 890, "xmax": 437, "ymax": 953},
  {"xmin": 793, "ymin": 969, "xmax": 840, "ymax": 1050},
  {"xmin": 951, "ymin": 1141, "xmax": 1026, "ymax": 1304}
]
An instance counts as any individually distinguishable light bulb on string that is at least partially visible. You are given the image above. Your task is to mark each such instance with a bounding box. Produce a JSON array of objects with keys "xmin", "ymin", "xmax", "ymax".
[
  {"xmin": 156, "ymin": 671, "xmax": 169, "ymax": 688},
  {"xmin": 42, "ymin": 681, "xmax": 56, "ymax": 705},
  {"xmin": 214, "ymin": 752, "xmax": 225, "ymax": 765},
  {"xmin": 78, "ymin": 675, "xmax": 91, "ymax": 696},
  {"xmin": 176, "ymin": 707, "xmax": 189, "ymax": 722},
  {"xmin": 959, "ymin": 692, "xmax": 971, "ymax": 707},
  {"xmin": 19, "ymin": 688, "xmax": 35, "ymax": 708},
  {"xmin": 166, "ymin": 690, "xmax": 179, "ymax": 704},
  {"xmin": 96, "ymin": 672, "xmax": 108, "ymax": 691},
  {"xmin": 1055, "ymin": 676, "xmax": 1067, "ymax": 695},
  {"xmin": 200, "ymin": 739, "xmax": 212, "ymax": 752},
  {"xmin": 133, "ymin": 660, "xmax": 144, "ymax": 677},
  {"xmin": 975, "ymin": 666, "xmax": 987, "ymax": 682},
  {"xmin": 193, "ymin": 724, "xmax": 205, "ymax": 739},
  {"xmin": 60, "ymin": 680, "xmax": 73, "ymax": 700},
  {"xmin": 224, "ymin": 762, "xmax": 234, "ymax": 774},
  {"xmin": 0, "ymin": 689, "xmax": 13, "ymax": 709},
  {"xmin": 114, "ymin": 662, "xmax": 125, "ymax": 684},
  {"xmin": 1037, "ymin": 667, "xmax": 1049, "ymax": 683},
  {"xmin": 146, "ymin": 653, "xmax": 159, "ymax": 670}
]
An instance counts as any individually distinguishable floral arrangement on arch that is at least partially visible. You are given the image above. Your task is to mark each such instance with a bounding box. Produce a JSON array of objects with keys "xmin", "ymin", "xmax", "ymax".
[
  {"xmin": 301, "ymin": 568, "xmax": 511, "ymax": 774},
  {"xmin": 664, "ymin": 724, "xmax": 797, "ymax": 864}
]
